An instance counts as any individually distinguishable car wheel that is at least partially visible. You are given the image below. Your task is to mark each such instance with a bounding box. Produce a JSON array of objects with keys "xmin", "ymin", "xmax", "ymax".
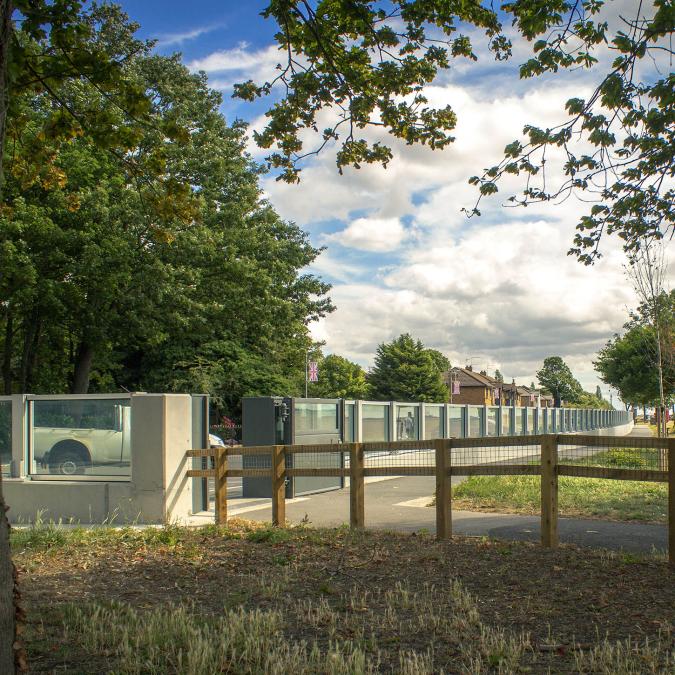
[{"xmin": 49, "ymin": 449, "xmax": 86, "ymax": 476}]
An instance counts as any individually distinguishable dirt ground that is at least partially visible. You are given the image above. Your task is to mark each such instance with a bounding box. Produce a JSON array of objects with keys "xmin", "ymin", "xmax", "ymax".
[{"xmin": 14, "ymin": 521, "xmax": 675, "ymax": 673}]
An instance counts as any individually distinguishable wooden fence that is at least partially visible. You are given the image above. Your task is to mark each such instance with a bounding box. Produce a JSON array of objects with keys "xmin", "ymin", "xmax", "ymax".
[{"xmin": 187, "ymin": 434, "xmax": 675, "ymax": 564}]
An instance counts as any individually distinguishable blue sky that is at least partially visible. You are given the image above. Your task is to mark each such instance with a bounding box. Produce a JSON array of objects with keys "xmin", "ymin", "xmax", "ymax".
[{"xmin": 108, "ymin": 1, "xmax": 673, "ymax": 401}]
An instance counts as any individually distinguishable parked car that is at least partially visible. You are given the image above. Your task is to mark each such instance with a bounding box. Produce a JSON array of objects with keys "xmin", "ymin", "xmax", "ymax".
[{"xmin": 36, "ymin": 404, "xmax": 131, "ymax": 475}]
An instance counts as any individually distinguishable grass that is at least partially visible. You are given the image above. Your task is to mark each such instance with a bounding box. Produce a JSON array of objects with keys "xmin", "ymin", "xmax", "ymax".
[
  {"xmin": 453, "ymin": 475, "xmax": 669, "ymax": 522},
  {"xmin": 451, "ymin": 447, "xmax": 670, "ymax": 523},
  {"xmin": 13, "ymin": 521, "xmax": 675, "ymax": 674}
]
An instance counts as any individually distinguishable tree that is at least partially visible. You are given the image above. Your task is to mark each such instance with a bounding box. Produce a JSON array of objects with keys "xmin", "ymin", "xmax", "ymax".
[
  {"xmin": 595, "ymin": 385, "xmax": 602, "ymax": 400},
  {"xmin": 309, "ymin": 354, "xmax": 369, "ymax": 399},
  {"xmin": 494, "ymin": 369, "xmax": 504, "ymax": 383},
  {"xmin": 595, "ymin": 300, "xmax": 675, "ymax": 412},
  {"xmin": 625, "ymin": 240, "xmax": 673, "ymax": 436},
  {"xmin": 0, "ymin": 11, "xmax": 333, "ymax": 415},
  {"xmin": 367, "ymin": 333, "xmax": 448, "ymax": 402},
  {"xmin": 536, "ymin": 356, "xmax": 582, "ymax": 407},
  {"xmin": 237, "ymin": 1, "xmax": 674, "ymax": 261},
  {"xmin": 423, "ymin": 348, "xmax": 450, "ymax": 375},
  {"xmin": 0, "ymin": 2, "xmax": 169, "ymax": 198}
]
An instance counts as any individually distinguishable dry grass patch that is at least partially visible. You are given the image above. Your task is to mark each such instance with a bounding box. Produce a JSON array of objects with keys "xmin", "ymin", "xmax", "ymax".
[{"xmin": 13, "ymin": 520, "xmax": 675, "ymax": 673}]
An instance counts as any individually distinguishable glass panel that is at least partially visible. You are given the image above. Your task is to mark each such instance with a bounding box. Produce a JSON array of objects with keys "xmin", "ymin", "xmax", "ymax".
[
  {"xmin": 486, "ymin": 407, "xmax": 499, "ymax": 437},
  {"xmin": 362, "ymin": 404, "xmax": 389, "ymax": 442},
  {"xmin": 468, "ymin": 406, "xmax": 482, "ymax": 437},
  {"xmin": 424, "ymin": 406, "xmax": 443, "ymax": 440},
  {"xmin": 448, "ymin": 406, "xmax": 464, "ymax": 438},
  {"xmin": 0, "ymin": 400, "xmax": 11, "ymax": 478},
  {"xmin": 526, "ymin": 408, "xmax": 535, "ymax": 434},
  {"xmin": 514, "ymin": 407, "xmax": 525, "ymax": 435},
  {"xmin": 31, "ymin": 398, "xmax": 131, "ymax": 477},
  {"xmin": 295, "ymin": 403, "xmax": 339, "ymax": 433},
  {"xmin": 396, "ymin": 405, "xmax": 419, "ymax": 440},
  {"xmin": 344, "ymin": 404, "xmax": 355, "ymax": 442},
  {"xmin": 501, "ymin": 407, "xmax": 512, "ymax": 435}
]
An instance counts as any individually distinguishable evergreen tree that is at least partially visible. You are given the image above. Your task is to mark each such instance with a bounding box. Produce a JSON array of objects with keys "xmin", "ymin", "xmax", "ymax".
[
  {"xmin": 310, "ymin": 355, "xmax": 370, "ymax": 400},
  {"xmin": 367, "ymin": 334, "xmax": 448, "ymax": 402},
  {"xmin": 536, "ymin": 357, "xmax": 582, "ymax": 407},
  {"xmin": 494, "ymin": 369, "xmax": 504, "ymax": 383}
]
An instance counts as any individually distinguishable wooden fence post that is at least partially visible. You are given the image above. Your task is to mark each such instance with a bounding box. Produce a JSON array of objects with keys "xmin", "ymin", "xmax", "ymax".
[
  {"xmin": 668, "ymin": 438, "xmax": 674, "ymax": 566},
  {"xmin": 350, "ymin": 443, "xmax": 365, "ymax": 529},
  {"xmin": 541, "ymin": 434, "xmax": 559, "ymax": 548},
  {"xmin": 272, "ymin": 445, "xmax": 286, "ymax": 527},
  {"xmin": 435, "ymin": 438, "xmax": 452, "ymax": 540},
  {"xmin": 214, "ymin": 446, "xmax": 228, "ymax": 526}
]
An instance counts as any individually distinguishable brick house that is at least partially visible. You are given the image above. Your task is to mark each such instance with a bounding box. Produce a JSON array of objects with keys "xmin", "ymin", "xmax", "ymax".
[{"xmin": 443, "ymin": 367, "xmax": 500, "ymax": 405}]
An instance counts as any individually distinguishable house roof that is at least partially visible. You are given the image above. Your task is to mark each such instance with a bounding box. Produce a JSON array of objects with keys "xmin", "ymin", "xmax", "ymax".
[{"xmin": 445, "ymin": 367, "xmax": 499, "ymax": 388}]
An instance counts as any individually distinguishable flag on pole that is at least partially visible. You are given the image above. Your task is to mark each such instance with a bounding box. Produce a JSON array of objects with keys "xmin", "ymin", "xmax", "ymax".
[
  {"xmin": 494, "ymin": 388, "xmax": 500, "ymax": 401},
  {"xmin": 452, "ymin": 380, "xmax": 460, "ymax": 395},
  {"xmin": 309, "ymin": 361, "xmax": 319, "ymax": 382}
]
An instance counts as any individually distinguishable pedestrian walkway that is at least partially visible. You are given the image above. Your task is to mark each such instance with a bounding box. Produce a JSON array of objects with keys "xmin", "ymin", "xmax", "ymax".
[{"xmin": 233, "ymin": 425, "xmax": 668, "ymax": 555}]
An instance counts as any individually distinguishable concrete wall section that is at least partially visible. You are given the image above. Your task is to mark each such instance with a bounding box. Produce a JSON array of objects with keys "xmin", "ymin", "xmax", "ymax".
[{"xmin": 4, "ymin": 393, "xmax": 195, "ymax": 525}]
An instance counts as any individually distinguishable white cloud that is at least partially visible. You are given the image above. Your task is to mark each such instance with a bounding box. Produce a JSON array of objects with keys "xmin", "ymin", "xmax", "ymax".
[
  {"xmin": 325, "ymin": 217, "xmax": 408, "ymax": 252},
  {"xmin": 208, "ymin": 30, "xmax": 673, "ymax": 401},
  {"xmin": 157, "ymin": 24, "xmax": 223, "ymax": 48}
]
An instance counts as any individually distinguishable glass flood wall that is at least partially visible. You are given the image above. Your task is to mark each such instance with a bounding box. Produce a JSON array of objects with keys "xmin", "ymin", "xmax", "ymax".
[
  {"xmin": 424, "ymin": 406, "xmax": 443, "ymax": 440},
  {"xmin": 396, "ymin": 405, "xmax": 419, "ymax": 441},
  {"xmin": 448, "ymin": 406, "xmax": 464, "ymax": 438},
  {"xmin": 30, "ymin": 397, "xmax": 131, "ymax": 477},
  {"xmin": 362, "ymin": 404, "xmax": 389, "ymax": 442},
  {"xmin": 0, "ymin": 399, "xmax": 11, "ymax": 477}
]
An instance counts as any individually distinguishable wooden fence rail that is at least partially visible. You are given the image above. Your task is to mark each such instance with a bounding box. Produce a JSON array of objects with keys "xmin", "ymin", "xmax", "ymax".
[{"xmin": 186, "ymin": 434, "xmax": 675, "ymax": 565}]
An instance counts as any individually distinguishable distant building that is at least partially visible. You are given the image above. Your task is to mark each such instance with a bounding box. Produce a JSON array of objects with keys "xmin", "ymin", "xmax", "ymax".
[
  {"xmin": 443, "ymin": 367, "xmax": 500, "ymax": 405},
  {"xmin": 443, "ymin": 368, "xmax": 555, "ymax": 407}
]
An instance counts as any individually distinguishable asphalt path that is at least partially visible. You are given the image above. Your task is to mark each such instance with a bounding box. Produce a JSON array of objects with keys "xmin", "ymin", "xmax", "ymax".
[{"xmin": 205, "ymin": 425, "xmax": 668, "ymax": 554}]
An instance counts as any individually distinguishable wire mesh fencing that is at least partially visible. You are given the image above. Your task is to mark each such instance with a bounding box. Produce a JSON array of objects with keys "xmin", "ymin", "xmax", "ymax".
[
  {"xmin": 557, "ymin": 434, "xmax": 669, "ymax": 481},
  {"xmin": 451, "ymin": 436, "xmax": 541, "ymax": 470}
]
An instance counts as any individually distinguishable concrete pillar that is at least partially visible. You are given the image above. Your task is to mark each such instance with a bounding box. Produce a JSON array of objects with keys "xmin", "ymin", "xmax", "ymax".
[
  {"xmin": 10, "ymin": 395, "xmax": 26, "ymax": 478},
  {"xmin": 128, "ymin": 394, "xmax": 192, "ymax": 523}
]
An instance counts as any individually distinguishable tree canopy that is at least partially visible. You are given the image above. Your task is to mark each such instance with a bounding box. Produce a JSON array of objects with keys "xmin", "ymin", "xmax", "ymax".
[
  {"xmin": 0, "ymin": 8, "xmax": 333, "ymax": 417},
  {"xmin": 595, "ymin": 291, "xmax": 675, "ymax": 408},
  {"xmin": 237, "ymin": 1, "xmax": 674, "ymax": 262},
  {"xmin": 536, "ymin": 356, "xmax": 582, "ymax": 407},
  {"xmin": 367, "ymin": 333, "xmax": 448, "ymax": 402},
  {"xmin": 309, "ymin": 354, "xmax": 370, "ymax": 399}
]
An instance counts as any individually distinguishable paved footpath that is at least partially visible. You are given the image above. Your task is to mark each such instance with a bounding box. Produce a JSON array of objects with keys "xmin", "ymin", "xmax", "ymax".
[{"xmin": 229, "ymin": 425, "xmax": 669, "ymax": 555}]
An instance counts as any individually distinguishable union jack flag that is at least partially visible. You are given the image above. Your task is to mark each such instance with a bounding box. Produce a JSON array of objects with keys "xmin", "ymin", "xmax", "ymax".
[{"xmin": 308, "ymin": 361, "xmax": 319, "ymax": 382}]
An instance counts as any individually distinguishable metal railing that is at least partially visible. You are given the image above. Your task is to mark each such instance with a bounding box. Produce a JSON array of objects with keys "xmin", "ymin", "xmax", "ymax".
[{"xmin": 187, "ymin": 434, "xmax": 675, "ymax": 564}]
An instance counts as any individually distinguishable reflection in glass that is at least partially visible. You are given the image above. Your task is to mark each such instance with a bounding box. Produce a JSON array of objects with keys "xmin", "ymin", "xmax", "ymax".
[
  {"xmin": 0, "ymin": 400, "xmax": 11, "ymax": 477},
  {"xmin": 514, "ymin": 407, "xmax": 525, "ymax": 435},
  {"xmin": 526, "ymin": 408, "xmax": 535, "ymax": 434},
  {"xmin": 448, "ymin": 406, "xmax": 464, "ymax": 438},
  {"xmin": 468, "ymin": 406, "xmax": 482, "ymax": 437},
  {"xmin": 295, "ymin": 403, "xmax": 339, "ymax": 433},
  {"xmin": 501, "ymin": 407, "xmax": 512, "ymax": 436},
  {"xmin": 344, "ymin": 404, "xmax": 355, "ymax": 442},
  {"xmin": 362, "ymin": 404, "xmax": 389, "ymax": 442},
  {"xmin": 396, "ymin": 405, "xmax": 419, "ymax": 440},
  {"xmin": 31, "ymin": 398, "xmax": 131, "ymax": 477},
  {"xmin": 487, "ymin": 407, "xmax": 499, "ymax": 437},
  {"xmin": 424, "ymin": 406, "xmax": 443, "ymax": 440}
]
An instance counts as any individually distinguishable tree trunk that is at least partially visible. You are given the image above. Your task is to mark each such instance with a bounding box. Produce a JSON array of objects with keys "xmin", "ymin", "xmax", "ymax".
[
  {"xmin": 0, "ymin": 476, "xmax": 24, "ymax": 673},
  {"xmin": 2, "ymin": 309, "xmax": 12, "ymax": 395},
  {"xmin": 0, "ymin": 1, "xmax": 14, "ymax": 195},
  {"xmin": 71, "ymin": 341, "xmax": 94, "ymax": 394}
]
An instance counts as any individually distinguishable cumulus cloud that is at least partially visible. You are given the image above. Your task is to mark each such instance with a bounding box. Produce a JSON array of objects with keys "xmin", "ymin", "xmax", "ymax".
[
  {"xmin": 201, "ymin": 31, "xmax": 673, "ymax": 399},
  {"xmin": 325, "ymin": 217, "xmax": 408, "ymax": 252}
]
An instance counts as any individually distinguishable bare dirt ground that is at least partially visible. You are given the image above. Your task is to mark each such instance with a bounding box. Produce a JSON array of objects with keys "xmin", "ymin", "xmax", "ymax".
[{"xmin": 14, "ymin": 520, "xmax": 675, "ymax": 673}]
